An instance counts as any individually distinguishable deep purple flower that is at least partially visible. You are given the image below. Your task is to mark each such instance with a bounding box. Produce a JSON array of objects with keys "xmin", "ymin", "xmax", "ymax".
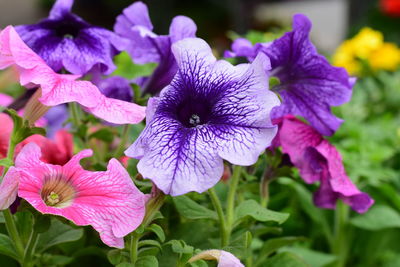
[
  {"xmin": 225, "ymin": 14, "xmax": 354, "ymax": 136},
  {"xmin": 15, "ymin": 0, "xmax": 127, "ymax": 75},
  {"xmin": 114, "ymin": 1, "xmax": 196, "ymax": 95},
  {"xmin": 96, "ymin": 76, "xmax": 133, "ymax": 103},
  {"xmin": 125, "ymin": 38, "xmax": 280, "ymax": 196}
]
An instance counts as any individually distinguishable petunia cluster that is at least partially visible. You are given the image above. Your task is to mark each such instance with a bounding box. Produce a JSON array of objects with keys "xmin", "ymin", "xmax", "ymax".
[
  {"xmin": 225, "ymin": 14, "xmax": 372, "ymax": 213},
  {"xmin": 0, "ymin": 0, "xmax": 374, "ymax": 263}
]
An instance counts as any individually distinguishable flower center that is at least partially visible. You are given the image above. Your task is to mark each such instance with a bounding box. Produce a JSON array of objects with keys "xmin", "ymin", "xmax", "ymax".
[
  {"xmin": 40, "ymin": 173, "xmax": 75, "ymax": 208},
  {"xmin": 189, "ymin": 114, "xmax": 201, "ymax": 126},
  {"xmin": 52, "ymin": 18, "xmax": 83, "ymax": 39},
  {"xmin": 176, "ymin": 99, "xmax": 212, "ymax": 128}
]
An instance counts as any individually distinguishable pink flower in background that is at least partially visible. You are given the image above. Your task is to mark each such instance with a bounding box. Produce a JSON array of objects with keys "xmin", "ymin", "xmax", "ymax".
[
  {"xmin": 0, "ymin": 113, "xmax": 13, "ymax": 159},
  {"xmin": 0, "ymin": 26, "xmax": 145, "ymax": 124},
  {"xmin": 0, "ymin": 93, "xmax": 13, "ymax": 106},
  {"xmin": 274, "ymin": 115, "xmax": 374, "ymax": 213},
  {"xmin": 17, "ymin": 129, "xmax": 73, "ymax": 165},
  {"xmin": 0, "ymin": 143, "xmax": 146, "ymax": 247}
]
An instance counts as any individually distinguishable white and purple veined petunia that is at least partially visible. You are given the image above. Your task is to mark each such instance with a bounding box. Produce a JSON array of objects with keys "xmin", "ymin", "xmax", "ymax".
[{"xmin": 125, "ymin": 38, "xmax": 280, "ymax": 196}]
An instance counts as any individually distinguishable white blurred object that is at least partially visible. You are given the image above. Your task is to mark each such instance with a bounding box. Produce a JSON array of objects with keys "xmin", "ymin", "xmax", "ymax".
[
  {"xmin": 254, "ymin": 0, "xmax": 348, "ymax": 53},
  {"xmin": 0, "ymin": 0, "xmax": 42, "ymax": 28}
]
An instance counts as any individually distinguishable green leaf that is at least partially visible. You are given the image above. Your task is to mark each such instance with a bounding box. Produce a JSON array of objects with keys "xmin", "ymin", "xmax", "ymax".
[
  {"xmin": 189, "ymin": 260, "xmax": 208, "ymax": 267},
  {"xmin": 36, "ymin": 219, "xmax": 84, "ymax": 252},
  {"xmin": 165, "ymin": 240, "xmax": 194, "ymax": 255},
  {"xmin": 39, "ymin": 254, "xmax": 74, "ymax": 266},
  {"xmin": 146, "ymin": 224, "xmax": 165, "ymax": 242},
  {"xmin": 138, "ymin": 240, "xmax": 162, "ymax": 250},
  {"xmin": 116, "ymin": 263, "xmax": 135, "ymax": 267},
  {"xmin": 350, "ymin": 205, "xmax": 400, "ymax": 230},
  {"xmin": 0, "ymin": 234, "xmax": 18, "ymax": 260},
  {"xmin": 5, "ymin": 109, "xmax": 46, "ymax": 144},
  {"xmin": 138, "ymin": 247, "xmax": 160, "ymax": 257},
  {"xmin": 279, "ymin": 247, "xmax": 337, "ymax": 267},
  {"xmin": 234, "ymin": 200, "xmax": 289, "ymax": 224},
  {"xmin": 34, "ymin": 215, "xmax": 51, "ymax": 233},
  {"xmin": 261, "ymin": 237, "xmax": 305, "ymax": 256},
  {"xmin": 89, "ymin": 128, "xmax": 115, "ymax": 143},
  {"xmin": 0, "ymin": 158, "xmax": 13, "ymax": 168},
  {"xmin": 112, "ymin": 51, "xmax": 157, "ymax": 79},
  {"xmin": 136, "ymin": 255, "xmax": 159, "ymax": 267},
  {"xmin": 263, "ymin": 252, "xmax": 310, "ymax": 267},
  {"xmin": 173, "ymin": 195, "xmax": 217, "ymax": 220},
  {"xmin": 108, "ymin": 249, "xmax": 123, "ymax": 265}
]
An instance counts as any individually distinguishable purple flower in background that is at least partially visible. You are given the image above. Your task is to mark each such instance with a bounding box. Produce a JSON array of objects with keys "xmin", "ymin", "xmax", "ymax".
[
  {"xmin": 274, "ymin": 115, "xmax": 374, "ymax": 213},
  {"xmin": 96, "ymin": 76, "xmax": 133, "ymax": 103},
  {"xmin": 44, "ymin": 105, "xmax": 70, "ymax": 138},
  {"xmin": 15, "ymin": 0, "xmax": 127, "ymax": 75},
  {"xmin": 114, "ymin": 1, "xmax": 196, "ymax": 95},
  {"xmin": 125, "ymin": 38, "xmax": 280, "ymax": 196},
  {"xmin": 225, "ymin": 14, "xmax": 354, "ymax": 136}
]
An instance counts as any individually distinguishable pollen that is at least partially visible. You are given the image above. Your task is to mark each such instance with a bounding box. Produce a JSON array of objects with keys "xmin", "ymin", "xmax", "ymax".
[{"xmin": 46, "ymin": 192, "xmax": 60, "ymax": 206}]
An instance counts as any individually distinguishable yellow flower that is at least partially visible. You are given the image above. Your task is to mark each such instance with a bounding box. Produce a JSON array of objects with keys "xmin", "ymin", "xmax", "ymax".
[
  {"xmin": 351, "ymin": 27, "xmax": 383, "ymax": 59},
  {"xmin": 368, "ymin": 43, "xmax": 400, "ymax": 71},
  {"xmin": 332, "ymin": 41, "xmax": 361, "ymax": 75}
]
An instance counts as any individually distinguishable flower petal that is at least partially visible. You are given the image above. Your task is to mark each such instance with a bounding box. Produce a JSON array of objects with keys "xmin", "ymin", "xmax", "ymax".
[
  {"xmin": 126, "ymin": 117, "xmax": 224, "ymax": 196},
  {"xmin": 0, "ymin": 167, "xmax": 20, "ymax": 210},
  {"xmin": 169, "ymin": 16, "xmax": 197, "ymax": 43},
  {"xmin": 49, "ymin": 0, "xmax": 74, "ymax": 19},
  {"xmin": 211, "ymin": 54, "xmax": 279, "ymax": 165},
  {"xmin": 172, "ymin": 38, "xmax": 216, "ymax": 71}
]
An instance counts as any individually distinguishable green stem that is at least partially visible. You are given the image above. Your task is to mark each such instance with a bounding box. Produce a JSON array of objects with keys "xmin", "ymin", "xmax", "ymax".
[
  {"xmin": 129, "ymin": 189, "xmax": 165, "ymax": 264},
  {"xmin": 3, "ymin": 210, "xmax": 24, "ymax": 259},
  {"xmin": 69, "ymin": 102, "xmax": 81, "ymax": 127},
  {"xmin": 114, "ymin": 124, "xmax": 130, "ymax": 158},
  {"xmin": 22, "ymin": 228, "xmax": 39, "ymax": 267},
  {"xmin": 332, "ymin": 201, "xmax": 350, "ymax": 267},
  {"xmin": 208, "ymin": 188, "xmax": 228, "ymax": 247},
  {"xmin": 130, "ymin": 233, "xmax": 140, "ymax": 264},
  {"xmin": 225, "ymin": 165, "xmax": 242, "ymax": 246}
]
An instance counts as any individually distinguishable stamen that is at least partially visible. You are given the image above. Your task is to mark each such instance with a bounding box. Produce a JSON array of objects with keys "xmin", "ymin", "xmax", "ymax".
[
  {"xmin": 189, "ymin": 114, "xmax": 201, "ymax": 126},
  {"xmin": 40, "ymin": 173, "xmax": 76, "ymax": 208},
  {"xmin": 46, "ymin": 191, "xmax": 60, "ymax": 206},
  {"xmin": 64, "ymin": 34, "xmax": 74, "ymax": 39}
]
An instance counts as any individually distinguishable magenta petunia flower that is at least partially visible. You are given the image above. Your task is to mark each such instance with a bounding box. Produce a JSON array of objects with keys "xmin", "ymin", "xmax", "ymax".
[
  {"xmin": 0, "ymin": 26, "xmax": 145, "ymax": 124},
  {"xmin": 15, "ymin": 0, "xmax": 127, "ymax": 75},
  {"xmin": 125, "ymin": 38, "xmax": 280, "ymax": 196},
  {"xmin": 274, "ymin": 115, "xmax": 374, "ymax": 213},
  {"xmin": 0, "ymin": 143, "xmax": 146, "ymax": 248},
  {"xmin": 114, "ymin": 1, "xmax": 197, "ymax": 95},
  {"xmin": 225, "ymin": 14, "xmax": 354, "ymax": 136}
]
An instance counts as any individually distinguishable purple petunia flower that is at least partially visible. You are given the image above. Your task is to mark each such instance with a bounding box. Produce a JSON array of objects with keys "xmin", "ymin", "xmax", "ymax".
[
  {"xmin": 125, "ymin": 38, "xmax": 280, "ymax": 196},
  {"xmin": 225, "ymin": 14, "xmax": 354, "ymax": 136},
  {"xmin": 96, "ymin": 76, "xmax": 133, "ymax": 103},
  {"xmin": 15, "ymin": 0, "xmax": 127, "ymax": 75},
  {"xmin": 114, "ymin": 1, "xmax": 196, "ymax": 95}
]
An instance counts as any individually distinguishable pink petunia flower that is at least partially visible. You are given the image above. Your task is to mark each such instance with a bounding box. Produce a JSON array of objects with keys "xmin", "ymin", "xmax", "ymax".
[
  {"xmin": 16, "ymin": 129, "xmax": 73, "ymax": 165},
  {"xmin": 0, "ymin": 143, "xmax": 146, "ymax": 248},
  {"xmin": 0, "ymin": 113, "xmax": 73, "ymax": 166},
  {"xmin": 274, "ymin": 115, "xmax": 374, "ymax": 213},
  {"xmin": 0, "ymin": 26, "xmax": 145, "ymax": 125},
  {"xmin": 189, "ymin": 250, "xmax": 244, "ymax": 267}
]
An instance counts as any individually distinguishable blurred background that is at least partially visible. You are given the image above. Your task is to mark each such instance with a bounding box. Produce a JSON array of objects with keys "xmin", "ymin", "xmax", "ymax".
[{"xmin": 1, "ymin": 0, "xmax": 399, "ymax": 54}]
